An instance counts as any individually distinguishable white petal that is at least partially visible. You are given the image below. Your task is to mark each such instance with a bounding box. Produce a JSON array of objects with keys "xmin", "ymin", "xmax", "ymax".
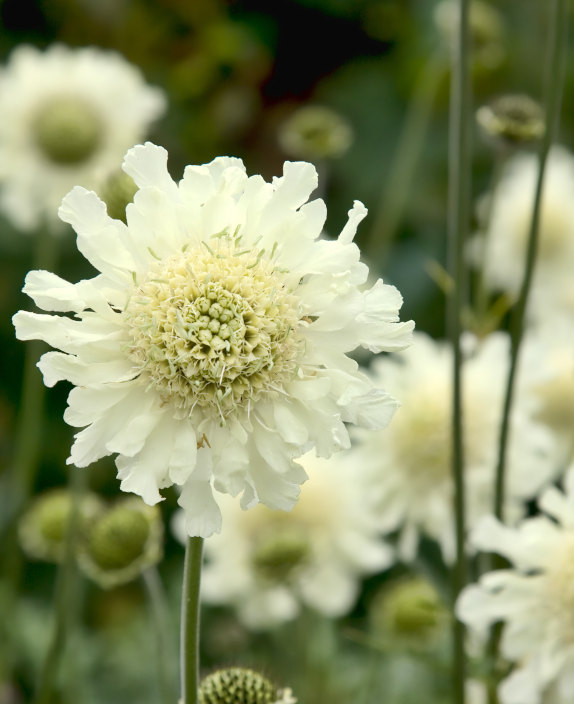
[
  {"xmin": 338, "ymin": 200, "xmax": 368, "ymax": 244},
  {"xmin": 178, "ymin": 479, "xmax": 222, "ymax": 538},
  {"xmin": 23, "ymin": 270, "xmax": 85, "ymax": 312},
  {"xmin": 122, "ymin": 142, "xmax": 177, "ymax": 193},
  {"xmin": 37, "ymin": 351, "xmax": 135, "ymax": 387}
]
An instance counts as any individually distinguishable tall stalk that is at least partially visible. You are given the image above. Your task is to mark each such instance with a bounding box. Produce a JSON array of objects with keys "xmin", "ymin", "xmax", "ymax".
[
  {"xmin": 180, "ymin": 536, "xmax": 204, "ymax": 704},
  {"xmin": 446, "ymin": 1, "xmax": 472, "ymax": 703},
  {"xmin": 366, "ymin": 52, "xmax": 446, "ymax": 265},
  {"xmin": 493, "ymin": 0, "xmax": 568, "ymax": 523}
]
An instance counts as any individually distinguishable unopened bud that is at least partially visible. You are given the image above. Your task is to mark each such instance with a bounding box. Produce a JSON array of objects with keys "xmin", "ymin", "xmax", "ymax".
[
  {"xmin": 199, "ymin": 668, "xmax": 295, "ymax": 704},
  {"xmin": 279, "ymin": 105, "xmax": 353, "ymax": 161},
  {"xmin": 78, "ymin": 498, "xmax": 163, "ymax": 588},
  {"xmin": 477, "ymin": 94, "xmax": 545, "ymax": 148}
]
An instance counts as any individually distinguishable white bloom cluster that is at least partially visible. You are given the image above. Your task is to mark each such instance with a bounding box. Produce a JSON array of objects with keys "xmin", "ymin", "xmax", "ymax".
[
  {"xmin": 0, "ymin": 44, "xmax": 166, "ymax": 230},
  {"xmin": 182, "ymin": 451, "xmax": 393, "ymax": 629},
  {"xmin": 354, "ymin": 332, "xmax": 558, "ymax": 562},
  {"xmin": 457, "ymin": 471, "xmax": 574, "ymax": 704},
  {"xmin": 13, "ymin": 142, "xmax": 414, "ymax": 537},
  {"xmin": 473, "ymin": 146, "xmax": 574, "ymax": 325}
]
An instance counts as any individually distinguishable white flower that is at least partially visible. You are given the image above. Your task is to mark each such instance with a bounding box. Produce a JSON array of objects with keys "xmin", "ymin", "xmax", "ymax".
[
  {"xmin": 355, "ymin": 332, "xmax": 558, "ymax": 562},
  {"xmin": 457, "ymin": 471, "xmax": 574, "ymax": 704},
  {"xmin": 472, "ymin": 146, "xmax": 574, "ymax": 324},
  {"xmin": 0, "ymin": 44, "xmax": 165, "ymax": 230},
  {"xmin": 522, "ymin": 325, "xmax": 574, "ymax": 467},
  {"xmin": 13, "ymin": 142, "xmax": 414, "ymax": 537},
  {"xmin": 176, "ymin": 451, "xmax": 393, "ymax": 629}
]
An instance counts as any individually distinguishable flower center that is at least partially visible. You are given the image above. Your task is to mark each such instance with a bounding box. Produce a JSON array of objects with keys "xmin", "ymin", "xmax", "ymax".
[
  {"xmin": 125, "ymin": 234, "xmax": 304, "ymax": 420},
  {"xmin": 390, "ymin": 384, "xmax": 491, "ymax": 486},
  {"xmin": 252, "ymin": 525, "xmax": 311, "ymax": 582},
  {"xmin": 32, "ymin": 95, "xmax": 103, "ymax": 165}
]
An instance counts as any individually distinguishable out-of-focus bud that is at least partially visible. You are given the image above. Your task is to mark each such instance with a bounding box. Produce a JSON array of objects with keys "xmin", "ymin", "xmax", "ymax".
[
  {"xmin": 78, "ymin": 498, "xmax": 163, "ymax": 589},
  {"xmin": 369, "ymin": 576, "xmax": 447, "ymax": 650},
  {"xmin": 99, "ymin": 169, "xmax": 138, "ymax": 223},
  {"xmin": 19, "ymin": 488, "xmax": 102, "ymax": 563},
  {"xmin": 476, "ymin": 94, "xmax": 545, "ymax": 149},
  {"xmin": 434, "ymin": 0, "xmax": 506, "ymax": 70},
  {"xmin": 199, "ymin": 668, "xmax": 296, "ymax": 704},
  {"xmin": 278, "ymin": 105, "xmax": 353, "ymax": 161}
]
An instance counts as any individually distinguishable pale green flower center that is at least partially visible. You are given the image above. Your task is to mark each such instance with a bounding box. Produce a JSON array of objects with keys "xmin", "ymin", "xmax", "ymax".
[
  {"xmin": 199, "ymin": 668, "xmax": 278, "ymax": 704},
  {"xmin": 390, "ymin": 385, "xmax": 491, "ymax": 485},
  {"xmin": 32, "ymin": 95, "xmax": 103, "ymax": 165},
  {"xmin": 125, "ymin": 234, "xmax": 304, "ymax": 420},
  {"xmin": 252, "ymin": 526, "xmax": 311, "ymax": 582}
]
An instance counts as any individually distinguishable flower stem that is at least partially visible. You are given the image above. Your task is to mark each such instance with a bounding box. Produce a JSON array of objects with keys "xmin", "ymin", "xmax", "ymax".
[
  {"xmin": 143, "ymin": 566, "xmax": 177, "ymax": 704},
  {"xmin": 493, "ymin": 0, "xmax": 568, "ymax": 523},
  {"xmin": 33, "ymin": 468, "xmax": 85, "ymax": 704},
  {"xmin": 2, "ymin": 231, "xmax": 59, "ymax": 591},
  {"xmin": 366, "ymin": 52, "xmax": 446, "ymax": 266},
  {"xmin": 180, "ymin": 536, "xmax": 204, "ymax": 704},
  {"xmin": 446, "ymin": 2, "xmax": 472, "ymax": 703}
]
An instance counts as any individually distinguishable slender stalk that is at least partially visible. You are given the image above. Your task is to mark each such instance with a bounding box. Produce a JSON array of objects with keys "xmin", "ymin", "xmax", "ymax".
[
  {"xmin": 180, "ymin": 536, "xmax": 204, "ymax": 704},
  {"xmin": 3, "ymin": 230, "xmax": 59, "ymax": 589},
  {"xmin": 366, "ymin": 52, "xmax": 446, "ymax": 266},
  {"xmin": 446, "ymin": 2, "xmax": 472, "ymax": 703},
  {"xmin": 33, "ymin": 468, "xmax": 85, "ymax": 704},
  {"xmin": 492, "ymin": 0, "xmax": 568, "ymax": 523},
  {"xmin": 143, "ymin": 567, "xmax": 177, "ymax": 704}
]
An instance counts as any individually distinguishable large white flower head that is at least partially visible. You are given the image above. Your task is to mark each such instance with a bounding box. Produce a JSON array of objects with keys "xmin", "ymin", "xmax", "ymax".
[
  {"xmin": 0, "ymin": 44, "xmax": 166, "ymax": 231},
  {"xmin": 13, "ymin": 142, "xmax": 414, "ymax": 537},
  {"xmin": 354, "ymin": 331, "xmax": 558, "ymax": 562},
  {"xmin": 457, "ymin": 471, "xmax": 574, "ymax": 704},
  {"xmin": 473, "ymin": 146, "xmax": 574, "ymax": 323},
  {"xmin": 174, "ymin": 451, "xmax": 393, "ymax": 629}
]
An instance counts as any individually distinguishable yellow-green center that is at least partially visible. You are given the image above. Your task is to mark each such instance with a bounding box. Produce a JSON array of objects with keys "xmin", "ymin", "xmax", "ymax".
[
  {"xmin": 125, "ymin": 235, "xmax": 304, "ymax": 420},
  {"xmin": 33, "ymin": 95, "xmax": 103, "ymax": 165}
]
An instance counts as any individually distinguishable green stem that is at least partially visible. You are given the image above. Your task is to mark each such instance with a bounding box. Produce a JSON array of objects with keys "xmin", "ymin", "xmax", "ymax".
[
  {"xmin": 493, "ymin": 0, "xmax": 568, "ymax": 523},
  {"xmin": 143, "ymin": 567, "xmax": 177, "ymax": 704},
  {"xmin": 446, "ymin": 2, "xmax": 472, "ymax": 703},
  {"xmin": 366, "ymin": 51, "xmax": 446, "ymax": 266},
  {"xmin": 3, "ymin": 231, "xmax": 60, "ymax": 589},
  {"xmin": 33, "ymin": 468, "xmax": 85, "ymax": 704},
  {"xmin": 180, "ymin": 536, "xmax": 204, "ymax": 704}
]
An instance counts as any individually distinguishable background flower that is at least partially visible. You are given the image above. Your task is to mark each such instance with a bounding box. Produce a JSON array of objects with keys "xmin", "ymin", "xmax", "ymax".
[
  {"xmin": 0, "ymin": 44, "xmax": 165, "ymax": 230},
  {"xmin": 355, "ymin": 331, "xmax": 559, "ymax": 561},
  {"xmin": 457, "ymin": 471, "xmax": 574, "ymax": 704},
  {"xmin": 177, "ymin": 451, "xmax": 393, "ymax": 630}
]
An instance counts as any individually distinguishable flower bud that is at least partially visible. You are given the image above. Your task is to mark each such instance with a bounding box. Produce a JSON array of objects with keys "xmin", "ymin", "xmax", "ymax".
[
  {"xmin": 32, "ymin": 95, "xmax": 103, "ymax": 165},
  {"xmin": 78, "ymin": 498, "xmax": 163, "ymax": 588},
  {"xmin": 434, "ymin": 0, "xmax": 505, "ymax": 70},
  {"xmin": 19, "ymin": 488, "xmax": 102, "ymax": 563},
  {"xmin": 279, "ymin": 105, "xmax": 353, "ymax": 161},
  {"xmin": 370, "ymin": 576, "xmax": 447, "ymax": 649},
  {"xmin": 199, "ymin": 668, "xmax": 296, "ymax": 704},
  {"xmin": 99, "ymin": 170, "xmax": 138, "ymax": 223},
  {"xmin": 477, "ymin": 94, "xmax": 545, "ymax": 148}
]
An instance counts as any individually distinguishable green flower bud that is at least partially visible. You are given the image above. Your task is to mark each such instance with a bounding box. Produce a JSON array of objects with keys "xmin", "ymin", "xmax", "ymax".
[
  {"xmin": 434, "ymin": 0, "xmax": 505, "ymax": 70},
  {"xmin": 32, "ymin": 95, "xmax": 103, "ymax": 165},
  {"xmin": 199, "ymin": 668, "xmax": 295, "ymax": 704},
  {"xmin": 99, "ymin": 170, "xmax": 138, "ymax": 223},
  {"xmin": 370, "ymin": 576, "xmax": 447, "ymax": 650},
  {"xmin": 252, "ymin": 527, "xmax": 310, "ymax": 583},
  {"xmin": 78, "ymin": 498, "xmax": 163, "ymax": 588},
  {"xmin": 19, "ymin": 488, "xmax": 102, "ymax": 563},
  {"xmin": 476, "ymin": 94, "xmax": 545, "ymax": 148},
  {"xmin": 279, "ymin": 106, "xmax": 353, "ymax": 161}
]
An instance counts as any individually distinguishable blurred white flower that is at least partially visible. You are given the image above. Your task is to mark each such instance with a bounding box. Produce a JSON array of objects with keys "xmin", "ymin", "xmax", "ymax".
[
  {"xmin": 355, "ymin": 332, "xmax": 558, "ymax": 561},
  {"xmin": 457, "ymin": 471, "xmax": 574, "ymax": 704},
  {"xmin": 522, "ymin": 326, "xmax": 574, "ymax": 467},
  {"xmin": 13, "ymin": 143, "xmax": 413, "ymax": 537},
  {"xmin": 0, "ymin": 44, "xmax": 166, "ymax": 231},
  {"xmin": 472, "ymin": 146, "xmax": 574, "ymax": 324},
  {"xmin": 176, "ymin": 451, "xmax": 393, "ymax": 629}
]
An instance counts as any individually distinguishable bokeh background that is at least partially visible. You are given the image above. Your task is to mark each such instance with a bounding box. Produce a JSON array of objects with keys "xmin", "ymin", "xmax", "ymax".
[{"xmin": 0, "ymin": 1, "xmax": 572, "ymax": 703}]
